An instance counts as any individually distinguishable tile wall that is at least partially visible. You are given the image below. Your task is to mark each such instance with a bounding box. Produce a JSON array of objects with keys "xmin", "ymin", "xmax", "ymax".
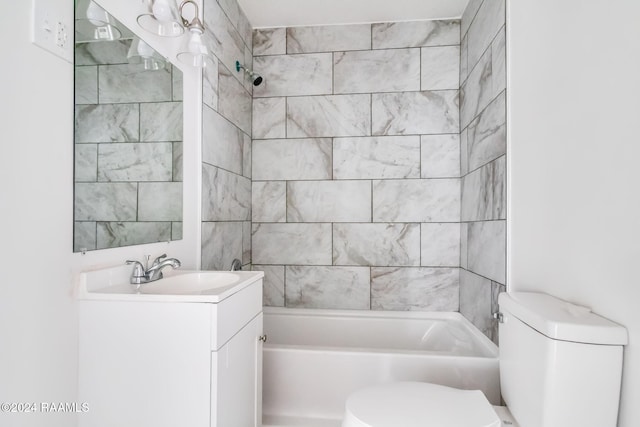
[
  {"xmin": 251, "ymin": 21, "xmax": 463, "ymax": 311},
  {"xmin": 74, "ymin": 40, "xmax": 183, "ymax": 251},
  {"xmin": 459, "ymin": 0, "xmax": 507, "ymax": 343},
  {"xmin": 200, "ymin": 0, "xmax": 254, "ymax": 270}
]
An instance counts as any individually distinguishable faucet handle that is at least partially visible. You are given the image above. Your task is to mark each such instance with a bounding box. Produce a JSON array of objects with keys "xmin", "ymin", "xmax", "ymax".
[
  {"xmin": 151, "ymin": 253, "xmax": 167, "ymax": 267},
  {"xmin": 126, "ymin": 260, "xmax": 146, "ymax": 284}
]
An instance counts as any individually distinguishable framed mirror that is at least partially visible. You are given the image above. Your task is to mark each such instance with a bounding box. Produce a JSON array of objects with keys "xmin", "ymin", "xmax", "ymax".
[{"xmin": 73, "ymin": 0, "xmax": 183, "ymax": 252}]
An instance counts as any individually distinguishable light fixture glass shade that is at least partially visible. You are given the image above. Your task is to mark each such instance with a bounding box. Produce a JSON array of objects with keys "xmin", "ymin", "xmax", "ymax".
[
  {"xmin": 177, "ymin": 29, "xmax": 209, "ymax": 68},
  {"xmin": 127, "ymin": 37, "xmax": 167, "ymax": 71},
  {"xmin": 137, "ymin": 0, "xmax": 184, "ymax": 37},
  {"xmin": 75, "ymin": 0, "xmax": 123, "ymax": 42}
]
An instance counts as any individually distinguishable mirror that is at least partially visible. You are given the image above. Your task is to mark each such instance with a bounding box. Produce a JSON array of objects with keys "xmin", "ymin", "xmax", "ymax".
[{"xmin": 73, "ymin": 0, "xmax": 183, "ymax": 252}]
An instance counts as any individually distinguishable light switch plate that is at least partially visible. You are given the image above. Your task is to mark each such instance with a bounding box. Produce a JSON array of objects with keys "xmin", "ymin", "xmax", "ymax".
[{"xmin": 31, "ymin": 0, "xmax": 73, "ymax": 63}]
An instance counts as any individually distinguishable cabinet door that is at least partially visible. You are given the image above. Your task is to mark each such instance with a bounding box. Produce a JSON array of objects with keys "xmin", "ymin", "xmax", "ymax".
[{"xmin": 212, "ymin": 313, "xmax": 263, "ymax": 427}]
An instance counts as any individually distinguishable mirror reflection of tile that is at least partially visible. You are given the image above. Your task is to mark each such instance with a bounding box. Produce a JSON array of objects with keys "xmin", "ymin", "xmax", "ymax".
[{"xmin": 73, "ymin": 36, "xmax": 183, "ymax": 252}]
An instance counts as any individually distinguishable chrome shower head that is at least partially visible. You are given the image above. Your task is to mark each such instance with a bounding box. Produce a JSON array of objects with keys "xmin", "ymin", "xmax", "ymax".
[{"xmin": 235, "ymin": 60, "xmax": 263, "ymax": 86}]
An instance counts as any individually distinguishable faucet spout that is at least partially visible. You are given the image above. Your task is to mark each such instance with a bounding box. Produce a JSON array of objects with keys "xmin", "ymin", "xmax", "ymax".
[{"xmin": 145, "ymin": 258, "xmax": 181, "ymax": 282}]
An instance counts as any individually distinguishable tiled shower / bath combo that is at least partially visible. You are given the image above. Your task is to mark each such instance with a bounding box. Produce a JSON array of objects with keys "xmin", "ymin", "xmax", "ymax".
[{"xmin": 198, "ymin": 0, "xmax": 506, "ymax": 341}]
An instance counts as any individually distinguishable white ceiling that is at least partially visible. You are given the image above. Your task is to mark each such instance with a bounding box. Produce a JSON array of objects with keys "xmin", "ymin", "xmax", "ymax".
[{"xmin": 237, "ymin": 0, "xmax": 470, "ymax": 29}]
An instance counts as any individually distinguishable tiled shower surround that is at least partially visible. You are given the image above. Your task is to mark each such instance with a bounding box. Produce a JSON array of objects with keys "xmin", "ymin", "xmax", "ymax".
[
  {"xmin": 200, "ymin": 0, "xmax": 254, "ymax": 270},
  {"xmin": 459, "ymin": 0, "xmax": 507, "ymax": 342},
  {"xmin": 74, "ymin": 40, "xmax": 183, "ymax": 251},
  {"xmin": 251, "ymin": 21, "xmax": 464, "ymax": 311},
  {"xmin": 249, "ymin": 0, "xmax": 507, "ymax": 341}
]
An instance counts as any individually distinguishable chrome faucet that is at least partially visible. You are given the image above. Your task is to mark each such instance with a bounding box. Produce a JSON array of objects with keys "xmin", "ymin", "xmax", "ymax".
[{"xmin": 126, "ymin": 254, "xmax": 182, "ymax": 284}]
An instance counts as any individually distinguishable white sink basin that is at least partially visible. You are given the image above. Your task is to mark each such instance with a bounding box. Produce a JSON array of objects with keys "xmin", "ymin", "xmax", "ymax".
[
  {"xmin": 140, "ymin": 272, "xmax": 240, "ymax": 294},
  {"xmin": 77, "ymin": 266, "xmax": 264, "ymax": 303}
]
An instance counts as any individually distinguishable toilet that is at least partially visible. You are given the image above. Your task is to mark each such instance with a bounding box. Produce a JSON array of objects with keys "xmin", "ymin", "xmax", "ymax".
[{"xmin": 342, "ymin": 292, "xmax": 628, "ymax": 427}]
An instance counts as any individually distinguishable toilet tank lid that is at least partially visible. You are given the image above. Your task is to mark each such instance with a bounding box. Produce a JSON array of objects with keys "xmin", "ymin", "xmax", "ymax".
[{"xmin": 499, "ymin": 292, "xmax": 628, "ymax": 345}]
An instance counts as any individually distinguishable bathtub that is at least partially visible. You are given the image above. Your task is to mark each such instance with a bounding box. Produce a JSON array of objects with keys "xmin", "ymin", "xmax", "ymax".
[{"xmin": 262, "ymin": 308, "xmax": 499, "ymax": 427}]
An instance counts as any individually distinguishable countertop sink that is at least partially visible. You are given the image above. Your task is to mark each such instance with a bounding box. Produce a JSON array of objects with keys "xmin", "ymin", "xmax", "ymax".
[{"xmin": 77, "ymin": 265, "xmax": 264, "ymax": 303}]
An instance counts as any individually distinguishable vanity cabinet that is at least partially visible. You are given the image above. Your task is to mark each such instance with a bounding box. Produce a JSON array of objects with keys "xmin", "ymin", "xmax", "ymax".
[{"xmin": 78, "ymin": 272, "xmax": 264, "ymax": 427}]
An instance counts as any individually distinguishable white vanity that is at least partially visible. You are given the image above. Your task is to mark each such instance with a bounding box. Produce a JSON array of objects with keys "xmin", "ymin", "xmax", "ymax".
[{"xmin": 77, "ymin": 265, "xmax": 264, "ymax": 427}]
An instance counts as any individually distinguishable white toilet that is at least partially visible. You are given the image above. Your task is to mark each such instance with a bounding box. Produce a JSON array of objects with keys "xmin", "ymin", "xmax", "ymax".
[{"xmin": 342, "ymin": 292, "xmax": 628, "ymax": 427}]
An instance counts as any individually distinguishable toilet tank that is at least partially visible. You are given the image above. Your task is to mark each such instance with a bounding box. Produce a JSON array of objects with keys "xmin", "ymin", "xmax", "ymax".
[{"xmin": 498, "ymin": 292, "xmax": 627, "ymax": 427}]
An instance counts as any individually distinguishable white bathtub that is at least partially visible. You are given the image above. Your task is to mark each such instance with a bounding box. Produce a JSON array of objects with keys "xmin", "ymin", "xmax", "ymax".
[{"xmin": 262, "ymin": 308, "xmax": 500, "ymax": 427}]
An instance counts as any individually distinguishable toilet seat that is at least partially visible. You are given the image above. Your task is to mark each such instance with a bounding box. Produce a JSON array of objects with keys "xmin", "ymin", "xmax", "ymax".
[{"xmin": 342, "ymin": 382, "xmax": 501, "ymax": 427}]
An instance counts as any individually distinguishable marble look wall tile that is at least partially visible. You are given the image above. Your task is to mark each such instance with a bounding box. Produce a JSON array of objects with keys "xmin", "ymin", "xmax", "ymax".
[
  {"xmin": 460, "ymin": 128, "xmax": 469, "ymax": 175},
  {"xmin": 172, "ymin": 66, "xmax": 183, "ymax": 101},
  {"xmin": 287, "ymin": 24, "xmax": 371, "ymax": 53},
  {"xmin": 254, "ymin": 28, "xmax": 286, "ymax": 56},
  {"xmin": 173, "ymin": 142, "xmax": 183, "ymax": 181},
  {"xmin": 97, "ymin": 143, "xmax": 173, "ymax": 182},
  {"xmin": 237, "ymin": 8, "xmax": 252, "ymax": 50},
  {"xmin": 421, "ymin": 134, "xmax": 461, "ymax": 178},
  {"xmin": 373, "ymin": 179, "xmax": 460, "ymax": 222},
  {"xmin": 333, "ymin": 223, "xmax": 420, "ymax": 266},
  {"xmin": 371, "ymin": 267, "xmax": 459, "ymax": 311},
  {"xmin": 252, "ymin": 181, "xmax": 286, "ymax": 222},
  {"xmin": 75, "ymin": 183, "xmax": 137, "ymax": 221},
  {"xmin": 334, "ymin": 48, "xmax": 420, "ymax": 94},
  {"xmin": 467, "ymin": 0, "xmax": 505, "ymax": 67},
  {"xmin": 333, "ymin": 136, "xmax": 420, "ymax": 179},
  {"xmin": 460, "ymin": 223, "xmax": 468, "ymax": 269},
  {"xmin": 75, "ymin": 144, "xmax": 97, "ymax": 182},
  {"xmin": 253, "ymin": 265, "xmax": 285, "ymax": 306},
  {"xmin": 252, "ymin": 97, "xmax": 286, "ymax": 139},
  {"xmin": 75, "ymin": 40, "xmax": 129, "ymax": 65},
  {"xmin": 490, "ymin": 281, "xmax": 506, "ymax": 343},
  {"xmin": 285, "ymin": 266, "xmax": 370, "ymax": 309},
  {"xmin": 253, "ymin": 54, "xmax": 333, "ymax": 97},
  {"xmin": 203, "ymin": 0, "xmax": 246, "ymax": 83},
  {"xmin": 421, "ymin": 46, "xmax": 460, "ymax": 90},
  {"xmin": 218, "ymin": 66, "xmax": 252, "ymax": 134},
  {"xmin": 99, "ymin": 64, "xmax": 172, "ymax": 103},
  {"xmin": 492, "ymin": 28, "xmax": 506, "ymax": 99},
  {"xmin": 97, "ymin": 222, "xmax": 172, "ymax": 249},
  {"xmin": 467, "ymin": 220, "xmax": 506, "ymax": 284},
  {"xmin": 372, "ymin": 20, "xmax": 460, "ymax": 49},
  {"xmin": 202, "ymin": 105, "xmax": 243, "ymax": 174},
  {"xmin": 467, "ymin": 92, "xmax": 506, "ymax": 171},
  {"xmin": 203, "ymin": 55, "xmax": 219, "ymax": 110},
  {"xmin": 421, "ymin": 223, "xmax": 460, "ymax": 267},
  {"xmin": 217, "ymin": 0, "xmax": 250, "ymax": 48},
  {"xmin": 287, "ymin": 180, "xmax": 371, "ymax": 222},
  {"xmin": 172, "ymin": 222, "xmax": 183, "ymax": 240},
  {"xmin": 202, "ymin": 165, "xmax": 251, "ymax": 221},
  {"xmin": 75, "ymin": 66, "xmax": 97, "ymax": 104},
  {"xmin": 140, "ymin": 102, "xmax": 183, "ymax": 142},
  {"xmin": 460, "ymin": 48, "xmax": 493, "ymax": 129},
  {"xmin": 287, "ymin": 94, "xmax": 371, "ymax": 138},
  {"xmin": 202, "ymin": 221, "xmax": 243, "ymax": 270},
  {"xmin": 75, "ymin": 104, "xmax": 138, "ymax": 143},
  {"xmin": 74, "ymin": 222, "xmax": 96, "ymax": 252},
  {"xmin": 252, "ymin": 138, "xmax": 332, "ymax": 180},
  {"xmin": 242, "ymin": 134, "xmax": 251, "ymax": 179},
  {"xmin": 461, "ymin": 0, "xmax": 484, "ymax": 38},
  {"xmin": 460, "ymin": 35, "xmax": 469, "ymax": 84},
  {"xmin": 138, "ymin": 182, "xmax": 183, "ymax": 221},
  {"xmin": 372, "ymin": 90, "xmax": 459, "ymax": 135},
  {"xmin": 459, "ymin": 269, "xmax": 493, "ymax": 337},
  {"xmin": 252, "ymin": 223, "xmax": 332, "ymax": 265},
  {"xmin": 461, "ymin": 156, "xmax": 506, "ymax": 222},
  {"xmin": 242, "ymin": 221, "xmax": 251, "ymax": 265}
]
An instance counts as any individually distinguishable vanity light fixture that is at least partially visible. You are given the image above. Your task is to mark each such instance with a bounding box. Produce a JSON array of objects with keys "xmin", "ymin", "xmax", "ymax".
[
  {"xmin": 176, "ymin": 1, "xmax": 210, "ymax": 68},
  {"xmin": 137, "ymin": 0, "xmax": 185, "ymax": 37},
  {"xmin": 75, "ymin": 0, "xmax": 123, "ymax": 42},
  {"xmin": 127, "ymin": 36, "xmax": 167, "ymax": 71}
]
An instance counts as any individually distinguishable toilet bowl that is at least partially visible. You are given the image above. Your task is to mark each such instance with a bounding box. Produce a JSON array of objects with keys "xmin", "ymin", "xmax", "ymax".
[{"xmin": 341, "ymin": 292, "xmax": 628, "ymax": 427}]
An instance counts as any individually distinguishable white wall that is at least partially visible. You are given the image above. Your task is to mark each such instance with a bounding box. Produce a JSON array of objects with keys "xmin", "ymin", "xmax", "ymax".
[
  {"xmin": 507, "ymin": 0, "xmax": 640, "ymax": 425},
  {"xmin": 0, "ymin": 1, "xmax": 200, "ymax": 426}
]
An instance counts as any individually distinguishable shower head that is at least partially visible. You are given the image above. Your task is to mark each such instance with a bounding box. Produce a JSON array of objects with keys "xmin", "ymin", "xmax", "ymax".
[{"xmin": 235, "ymin": 60, "xmax": 263, "ymax": 86}]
